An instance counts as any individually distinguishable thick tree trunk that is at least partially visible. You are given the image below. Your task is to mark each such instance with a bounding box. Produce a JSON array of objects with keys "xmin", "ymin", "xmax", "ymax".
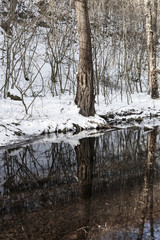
[
  {"xmin": 75, "ymin": 0, "xmax": 95, "ymax": 117},
  {"xmin": 145, "ymin": 0, "xmax": 159, "ymax": 98}
]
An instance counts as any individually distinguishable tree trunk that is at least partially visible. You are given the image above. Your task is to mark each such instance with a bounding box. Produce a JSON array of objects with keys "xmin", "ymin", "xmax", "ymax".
[
  {"xmin": 145, "ymin": 0, "xmax": 159, "ymax": 98},
  {"xmin": 75, "ymin": 0, "xmax": 95, "ymax": 117}
]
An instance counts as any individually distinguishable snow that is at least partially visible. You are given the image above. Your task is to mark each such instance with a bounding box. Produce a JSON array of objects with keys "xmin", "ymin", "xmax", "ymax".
[
  {"xmin": 0, "ymin": 1, "xmax": 160, "ymax": 148},
  {"xmin": 0, "ymin": 94, "xmax": 105, "ymax": 147},
  {"xmin": 97, "ymin": 91, "xmax": 160, "ymax": 117},
  {"xmin": 0, "ymin": 91, "xmax": 160, "ymax": 148}
]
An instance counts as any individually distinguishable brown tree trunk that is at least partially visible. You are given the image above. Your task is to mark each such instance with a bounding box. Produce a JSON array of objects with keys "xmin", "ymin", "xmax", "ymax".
[
  {"xmin": 145, "ymin": 0, "xmax": 159, "ymax": 98},
  {"xmin": 75, "ymin": 0, "xmax": 95, "ymax": 117}
]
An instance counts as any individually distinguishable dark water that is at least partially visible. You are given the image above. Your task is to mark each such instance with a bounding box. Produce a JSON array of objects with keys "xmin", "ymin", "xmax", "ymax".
[{"xmin": 1, "ymin": 127, "xmax": 160, "ymax": 240}]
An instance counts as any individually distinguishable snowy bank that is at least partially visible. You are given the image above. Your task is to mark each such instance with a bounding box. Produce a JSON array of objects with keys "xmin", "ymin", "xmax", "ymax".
[
  {"xmin": 0, "ymin": 94, "xmax": 107, "ymax": 147},
  {"xmin": 96, "ymin": 92, "xmax": 160, "ymax": 127},
  {"xmin": 0, "ymin": 91, "xmax": 160, "ymax": 148}
]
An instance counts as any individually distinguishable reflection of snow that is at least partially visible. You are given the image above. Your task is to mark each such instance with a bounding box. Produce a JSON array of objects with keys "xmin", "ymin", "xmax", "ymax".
[
  {"xmin": 0, "ymin": 140, "xmax": 77, "ymax": 195},
  {"xmin": 99, "ymin": 220, "xmax": 160, "ymax": 240}
]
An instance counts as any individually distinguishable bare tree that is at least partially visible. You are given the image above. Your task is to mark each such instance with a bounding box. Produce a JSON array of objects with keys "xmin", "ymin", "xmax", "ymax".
[
  {"xmin": 75, "ymin": 0, "xmax": 95, "ymax": 117},
  {"xmin": 145, "ymin": 0, "xmax": 159, "ymax": 98},
  {"xmin": 1, "ymin": 0, "xmax": 17, "ymax": 35}
]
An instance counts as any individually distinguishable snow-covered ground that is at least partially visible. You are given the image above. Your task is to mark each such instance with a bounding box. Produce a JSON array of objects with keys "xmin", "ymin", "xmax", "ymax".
[
  {"xmin": 0, "ymin": 91, "xmax": 160, "ymax": 148},
  {"xmin": 0, "ymin": 1, "xmax": 160, "ymax": 148}
]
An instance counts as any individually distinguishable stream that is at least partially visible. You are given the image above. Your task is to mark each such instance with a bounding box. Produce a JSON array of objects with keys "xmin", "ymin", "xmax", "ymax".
[{"xmin": 0, "ymin": 127, "xmax": 160, "ymax": 240}]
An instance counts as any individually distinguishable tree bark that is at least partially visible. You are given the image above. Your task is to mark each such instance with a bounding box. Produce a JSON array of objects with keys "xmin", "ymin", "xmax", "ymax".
[
  {"xmin": 145, "ymin": 0, "xmax": 159, "ymax": 98},
  {"xmin": 75, "ymin": 0, "xmax": 95, "ymax": 117}
]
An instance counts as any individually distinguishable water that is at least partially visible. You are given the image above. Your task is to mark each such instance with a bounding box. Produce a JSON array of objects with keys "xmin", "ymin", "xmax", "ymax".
[{"xmin": 0, "ymin": 127, "xmax": 160, "ymax": 240}]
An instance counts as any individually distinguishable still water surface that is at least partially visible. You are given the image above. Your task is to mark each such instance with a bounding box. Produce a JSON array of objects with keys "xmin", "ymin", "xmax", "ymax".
[{"xmin": 0, "ymin": 127, "xmax": 160, "ymax": 240}]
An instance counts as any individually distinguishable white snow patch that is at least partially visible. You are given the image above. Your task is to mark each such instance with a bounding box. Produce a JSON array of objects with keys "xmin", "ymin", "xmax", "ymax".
[
  {"xmin": 0, "ymin": 94, "xmax": 106, "ymax": 147},
  {"xmin": 0, "ymin": 91, "xmax": 160, "ymax": 147}
]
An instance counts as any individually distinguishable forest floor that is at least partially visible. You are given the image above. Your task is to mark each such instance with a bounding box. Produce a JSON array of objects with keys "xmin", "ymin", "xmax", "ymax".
[{"xmin": 0, "ymin": 91, "xmax": 160, "ymax": 148}]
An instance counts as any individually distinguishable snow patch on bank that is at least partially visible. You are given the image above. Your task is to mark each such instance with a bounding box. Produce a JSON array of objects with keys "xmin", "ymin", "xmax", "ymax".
[
  {"xmin": 96, "ymin": 92, "xmax": 160, "ymax": 126},
  {"xmin": 0, "ymin": 91, "xmax": 160, "ymax": 147},
  {"xmin": 0, "ymin": 94, "xmax": 106, "ymax": 147}
]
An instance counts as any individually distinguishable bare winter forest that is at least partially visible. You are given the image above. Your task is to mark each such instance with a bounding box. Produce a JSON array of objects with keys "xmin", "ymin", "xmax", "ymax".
[
  {"xmin": 0, "ymin": 0, "xmax": 160, "ymax": 145},
  {"xmin": 1, "ymin": 0, "xmax": 159, "ymax": 103}
]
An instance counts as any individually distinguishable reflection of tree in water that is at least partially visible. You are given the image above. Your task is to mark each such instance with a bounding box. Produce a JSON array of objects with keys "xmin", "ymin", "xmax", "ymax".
[
  {"xmin": 1, "ymin": 142, "xmax": 77, "ymax": 212},
  {"xmin": 90, "ymin": 128, "xmax": 160, "ymax": 240},
  {"xmin": 1, "ymin": 128, "xmax": 160, "ymax": 239},
  {"xmin": 75, "ymin": 137, "xmax": 95, "ymax": 240},
  {"xmin": 93, "ymin": 128, "xmax": 148, "ymax": 192},
  {"xmin": 138, "ymin": 128, "xmax": 157, "ymax": 240},
  {"xmin": 1, "ymin": 129, "xmax": 149, "ymax": 198}
]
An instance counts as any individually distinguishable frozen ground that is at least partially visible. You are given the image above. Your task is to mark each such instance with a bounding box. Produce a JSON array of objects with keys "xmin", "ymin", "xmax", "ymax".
[{"xmin": 0, "ymin": 91, "xmax": 160, "ymax": 147}]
